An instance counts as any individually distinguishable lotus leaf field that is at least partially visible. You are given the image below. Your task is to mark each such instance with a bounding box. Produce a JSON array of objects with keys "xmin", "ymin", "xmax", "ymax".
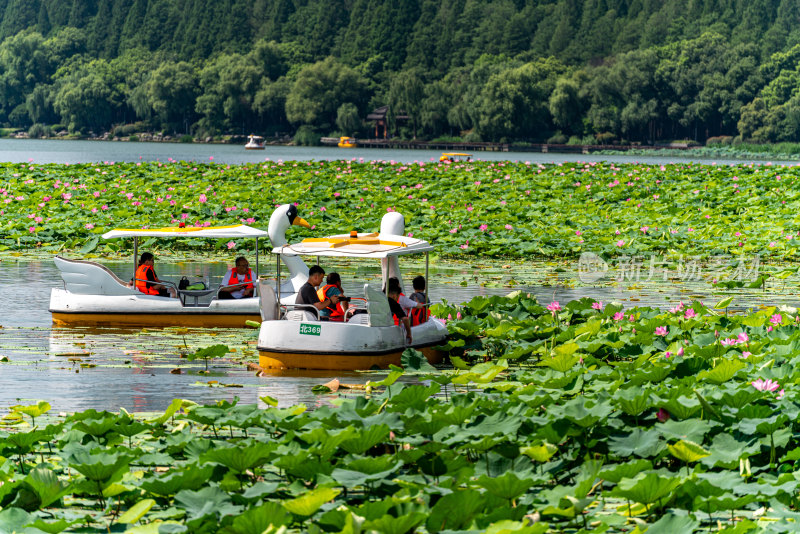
[
  {"xmin": 3, "ymin": 292, "xmax": 800, "ymax": 532},
  {"xmin": 0, "ymin": 158, "xmax": 798, "ymax": 259}
]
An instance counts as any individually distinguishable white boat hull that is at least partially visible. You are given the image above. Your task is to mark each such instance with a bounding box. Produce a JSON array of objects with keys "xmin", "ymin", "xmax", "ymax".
[{"xmin": 49, "ymin": 256, "xmax": 261, "ymax": 328}]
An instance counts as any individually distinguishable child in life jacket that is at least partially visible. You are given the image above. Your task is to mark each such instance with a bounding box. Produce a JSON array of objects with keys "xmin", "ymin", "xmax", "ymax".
[{"xmin": 408, "ymin": 275, "xmax": 429, "ymax": 326}]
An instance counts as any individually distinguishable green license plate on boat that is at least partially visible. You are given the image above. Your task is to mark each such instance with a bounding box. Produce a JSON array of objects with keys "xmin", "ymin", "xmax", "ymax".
[{"xmin": 299, "ymin": 323, "xmax": 321, "ymax": 336}]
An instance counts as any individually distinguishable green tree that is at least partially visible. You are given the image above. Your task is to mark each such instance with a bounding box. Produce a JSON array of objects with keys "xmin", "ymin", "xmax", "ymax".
[{"xmin": 285, "ymin": 57, "xmax": 369, "ymax": 131}]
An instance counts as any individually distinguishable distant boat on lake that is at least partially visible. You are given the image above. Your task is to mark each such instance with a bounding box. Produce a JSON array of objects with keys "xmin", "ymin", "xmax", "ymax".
[{"xmin": 245, "ymin": 135, "xmax": 266, "ymax": 150}]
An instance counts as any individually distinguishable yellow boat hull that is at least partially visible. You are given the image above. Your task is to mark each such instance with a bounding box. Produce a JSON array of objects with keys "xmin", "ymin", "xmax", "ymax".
[
  {"xmin": 52, "ymin": 312, "xmax": 261, "ymax": 328},
  {"xmin": 258, "ymin": 345, "xmax": 444, "ymax": 371}
]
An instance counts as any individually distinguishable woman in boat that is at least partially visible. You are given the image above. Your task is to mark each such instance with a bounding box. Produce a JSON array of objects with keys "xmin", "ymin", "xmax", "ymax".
[
  {"xmin": 408, "ymin": 275, "xmax": 429, "ymax": 326},
  {"xmin": 316, "ymin": 272, "xmax": 347, "ymax": 321},
  {"xmin": 134, "ymin": 252, "xmax": 176, "ymax": 298},
  {"xmin": 218, "ymin": 256, "xmax": 255, "ymax": 299},
  {"xmin": 386, "ymin": 278, "xmax": 412, "ymax": 343},
  {"xmin": 387, "ymin": 276, "xmax": 426, "ymax": 323}
]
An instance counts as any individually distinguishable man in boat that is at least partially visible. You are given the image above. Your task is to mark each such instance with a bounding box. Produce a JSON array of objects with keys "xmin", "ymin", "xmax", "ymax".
[
  {"xmin": 218, "ymin": 256, "xmax": 255, "ymax": 299},
  {"xmin": 386, "ymin": 278, "xmax": 413, "ymax": 343},
  {"xmin": 296, "ymin": 265, "xmax": 340, "ymax": 317},
  {"xmin": 316, "ymin": 272, "xmax": 347, "ymax": 321},
  {"xmin": 134, "ymin": 252, "xmax": 176, "ymax": 298}
]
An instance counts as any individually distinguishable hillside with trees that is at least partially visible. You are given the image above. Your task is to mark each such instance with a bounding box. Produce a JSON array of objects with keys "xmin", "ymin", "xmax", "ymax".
[{"xmin": 0, "ymin": 0, "xmax": 799, "ymax": 144}]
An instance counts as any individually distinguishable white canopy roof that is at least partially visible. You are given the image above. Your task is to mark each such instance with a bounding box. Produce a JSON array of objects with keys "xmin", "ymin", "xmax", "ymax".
[
  {"xmin": 102, "ymin": 224, "xmax": 269, "ymax": 239},
  {"xmin": 272, "ymin": 232, "xmax": 433, "ymax": 258}
]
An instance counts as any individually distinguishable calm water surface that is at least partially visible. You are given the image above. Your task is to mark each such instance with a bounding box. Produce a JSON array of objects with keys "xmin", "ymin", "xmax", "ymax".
[
  {"xmin": 2, "ymin": 257, "xmax": 798, "ymax": 415},
  {"xmin": 0, "ymin": 138, "xmax": 796, "ymax": 166}
]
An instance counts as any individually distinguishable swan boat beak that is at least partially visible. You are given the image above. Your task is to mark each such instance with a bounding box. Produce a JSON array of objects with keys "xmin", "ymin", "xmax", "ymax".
[{"xmin": 293, "ymin": 217, "xmax": 311, "ymax": 228}]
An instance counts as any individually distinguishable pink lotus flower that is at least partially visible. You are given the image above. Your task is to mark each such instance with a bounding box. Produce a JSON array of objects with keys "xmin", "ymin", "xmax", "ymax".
[
  {"xmin": 226, "ymin": 241, "xmax": 236, "ymax": 249},
  {"xmin": 684, "ymin": 308, "xmax": 697, "ymax": 319},
  {"xmin": 613, "ymin": 312, "xmax": 624, "ymax": 321},
  {"xmin": 199, "ymin": 193, "xmax": 207, "ymax": 203},
  {"xmin": 741, "ymin": 351, "xmax": 752, "ymax": 358},
  {"xmin": 575, "ymin": 230, "xmax": 582, "ymax": 236},
  {"xmin": 770, "ymin": 314, "xmax": 782, "ymax": 325},
  {"xmin": 677, "ymin": 347, "xmax": 684, "ymax": 356},
  {"xmin": 657, "ymin": 408, "xmax": 670, "ymax": 422},
  {"xmin": 616, "ymin": 240, "xmax": 625, "ymax": 247},
  {"xmin": 504, "ymin": 224, "xmax": 513, "ymax": 230},
  {"xmin": 777, "ymin": 389, "xmax": 786, "ymax": 400},
  {"xmin": 669, "ymin": 302, "xmax": 685, "ymax": 313},
  {"xmin": 85, "ymin": 223, "xmax": 94, "ymax": 230},
  {"xmin": 479, "ymin": 224, "xmax": 488, "ymax": 231},
  {"xmin": 655, "ymin": 326, "xmax": 668, "ymax": 336},
  {"xmin": 592, "ymin": 301, "xmax": 603, "ymax": 310},
  {"xmin": 333, "ymin": 192, "xmax": 341, "ymax": 197},
  {"xmin": 720, "ymin": 338, "xmax": 737, "ymax": 346},
  {"xmin": 546, "ymin": 301, "xmax": 561, "ymax": 314},
  {"xmin": 752, "ymin": 378, "xmax": 781, "ymax": 392},
  {"xmin": 737, "ymin": 332, "xmax": 749, "ymax": 344}
]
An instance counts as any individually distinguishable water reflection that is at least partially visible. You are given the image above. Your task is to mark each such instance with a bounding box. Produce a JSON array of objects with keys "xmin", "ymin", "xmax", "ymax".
[{"xmin": 0, "ymin": 257, "xmax": 796, "ymax": 414}]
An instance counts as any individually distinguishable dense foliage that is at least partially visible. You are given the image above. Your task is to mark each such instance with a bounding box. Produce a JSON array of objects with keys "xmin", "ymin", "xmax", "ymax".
[
  {"xmin": 0, "ymin": 159, "xmax": 799, "ymax": 262},
  {"xmin": 2, "ymin": 1, "xmax": 800, "ymax": 142},
  {"xmin": 3, "ymin": 293, "xmax": 800, "ymax": 532}
]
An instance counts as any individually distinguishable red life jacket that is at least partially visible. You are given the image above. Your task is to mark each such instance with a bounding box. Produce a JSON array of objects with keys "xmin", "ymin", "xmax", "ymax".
[
  {"xmin": 229, "ymin": 268, "xmax": 253, "ymax": 290},
  {"xmin": 316, "ymin": 284, "xmax": 344, "ymax": 319},
  {"xmin": 135, "ymin": 264, "xmax": 160, "ymax": 295},
  {"xmin": 393, "ymin": 292, "xmax": 405, "ymax": 326},
  {"xmin": 409, "ymin": 291, "xmax": 428, "ymax": 326}
]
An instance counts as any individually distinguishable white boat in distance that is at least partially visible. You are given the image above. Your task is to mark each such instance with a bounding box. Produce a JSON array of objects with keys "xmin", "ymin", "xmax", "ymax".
[{"xmin": 244, "ymin": 135, "xmax": 266, "ymax": 149}]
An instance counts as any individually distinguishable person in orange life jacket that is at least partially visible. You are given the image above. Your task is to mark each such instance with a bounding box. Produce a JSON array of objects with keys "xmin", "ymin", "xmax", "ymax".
[
  {"xmin": 296, "ymin": 265, "xmax": 340, "ymax": 316},
  {"xmin": 316, "ymin": 272, "xmax": 347, "ymax": 321},
  {"xmin": 134, "ymin": 252, "xmax": 176, "ymax": 298},
  {"xmin": 407, "ymin": 275, "xmax": 429, "ymax": 326},
  {"xmin": 386, "ymin": 278, "xmax": 412, "ymax": 343},
  {"xmin": 386, "ymin": 277, "xmax": 426, "ymax": 325},
  {"xmin": 219, "ymin": 256, "xmax": 255, "ymax": 299}
]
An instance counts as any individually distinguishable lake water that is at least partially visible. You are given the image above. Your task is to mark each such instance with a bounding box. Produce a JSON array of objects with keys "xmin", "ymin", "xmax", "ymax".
[
  {"xmin": 1, "ymin": 140, "xmax": 798, "ymax": 416},
  {"xmin": 0, "ymin": 138, "xmax": 797, "ymax": 167},
  {"xmin": 1, "ymin": 256, "xmax": 797, "ymax": 415}
]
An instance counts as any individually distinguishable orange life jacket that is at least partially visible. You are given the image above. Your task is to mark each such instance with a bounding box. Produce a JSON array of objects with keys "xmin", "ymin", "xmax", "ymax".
[
  {"xmin": 393, "ymin": 292, "xmax": 405, "ymax": 326},
  {"xmin": 316, "ymin": 284, "xmax": 344, "ymax": 318},
  {"xmin": 409, "ymin": 292, "xmax": 428, "ymax": 326},
  {"xmin": 135, "ymin": 264, "xmax": 160, "ymax": 295},
  {"xmin": 229, "ymin": 268, "xmax": 253, "ymax": 290}
]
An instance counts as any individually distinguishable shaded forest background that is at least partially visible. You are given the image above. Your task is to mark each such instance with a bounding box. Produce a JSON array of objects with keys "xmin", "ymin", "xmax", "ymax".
[{"xmin": 1, "ymin": 0, "xmax": 800, "ymax": 144}]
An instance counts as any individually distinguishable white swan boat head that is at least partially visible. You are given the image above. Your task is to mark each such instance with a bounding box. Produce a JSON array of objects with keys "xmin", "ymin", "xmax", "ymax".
[{"xmin": 257, "ymin": 211, "xmax": 447, "ymax": 371}]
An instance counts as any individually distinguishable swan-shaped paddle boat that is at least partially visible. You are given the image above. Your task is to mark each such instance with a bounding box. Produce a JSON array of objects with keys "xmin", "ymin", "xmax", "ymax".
[
  {"xmin": 256, "ymin": 211, "xmax": 448, "ymax": 370},
  {"xmin": 244, "ymin": 135, "xmax": 266, "ymax": 149},
  {"xmin": 48, "ymin": 206, "xmax": 310, "ymax": 327}
]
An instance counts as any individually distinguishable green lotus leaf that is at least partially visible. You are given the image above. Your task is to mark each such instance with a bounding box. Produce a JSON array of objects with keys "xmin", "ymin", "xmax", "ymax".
[
  {"xmin": 612, "ymin": 472, "xmax": 681, "ymax": 505},
  {"xmin": 608, "ymin": 428, "xmax": 664, "ymax": 458},
  {"xmin": 644, "ymin": 513, "xmax": 700, "ymax": 534},
  {"xmin": 68, "ymin": 449, "xmax": 136, "ymax": 484},
  {"xmin": 475, "ymin": 471, "xmax": 535, "ymax": 501},
  {"xmin": 138, "ymin": 464, "xmax": 215, "ymax": 496},
  {"xmin": 599, "ymin": 459, "xmax": 653, "ymax": 483},
  {"xmin": 520, "ymin": 442, "xmax": 557, "ymax": 463},
  {"xmin": 339, "ymin": 423, "xmax": 390, "ymax": 455},
  {"xmin": 118, "ymin": 498, "xmax": 156, "ymax": 524},
  {"xmin": 364, "ymin": 512, "xmax": 426, "ymax": 534},
  {"xmin": 283, "ymin": 486, "xmax": 341, "ymax": 516},
  {"xmin": 667, "ymin": 439, "xmax": 710, "ymax": 463},
  {"xmin": 223, "ymin": 502, "xmax": 290, "ymax": 534},
  {"xmin": 614, "ymin": 387, "xmax": 652, "ymax": 416},
  {"xmin": 697, "ymin": 358, "xmax": 745, "ymax": 384},
  {"xmin": 22, "ymin": 467, "xmax": 72, "ymax": 508},
  {"xmin": 174, "ymin": 486, "xmax": 242, "ymax": 523},
  {"xmin": 425, "ymin": 489, "xmax": 484, "ymax": 533},
  {"xmin": 24, "ymin": 518, "xmax": 83, "ymax": 534}
]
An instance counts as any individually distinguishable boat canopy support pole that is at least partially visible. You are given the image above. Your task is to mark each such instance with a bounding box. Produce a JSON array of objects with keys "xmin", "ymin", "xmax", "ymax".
[
  {"xmin": 276, "ymin": 254, "xmax": 281, "ymax": 318},
  {"xmin": 255, "ymin": 238, "xmax": 259, "ymax": 279},
  {"xmin": 425, "ymin": 251, "xmax": 429, "ymax": 305},
  {"xmin": 133, "ymin": 237, "xmax": 138, "ymax": 280}
]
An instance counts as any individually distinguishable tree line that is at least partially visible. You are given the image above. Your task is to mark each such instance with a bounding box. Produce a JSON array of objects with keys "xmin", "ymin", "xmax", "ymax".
[{"xmin": 2, "ymin": 0, "xmax": 800, "ymax": 143}]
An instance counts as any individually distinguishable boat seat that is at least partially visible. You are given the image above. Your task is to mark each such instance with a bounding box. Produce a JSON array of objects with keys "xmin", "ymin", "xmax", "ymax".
[
  {"xmin": 258, "ymin": 280, "xmax": 277, "ymax": 321},
  {"xmin": 347, "ymin": 313, "xmax": 369, "ymax": 325},
  {"xmin": 285, "ymin": 310, "xmax": 317, "ymax": 321},
  {"xmin": 364, "ymin": 283, "xmax": 393, "ymax": 327},
  {"xmin": 54, "ymin": 255, "xmax": 134, "ymax": 296}
]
